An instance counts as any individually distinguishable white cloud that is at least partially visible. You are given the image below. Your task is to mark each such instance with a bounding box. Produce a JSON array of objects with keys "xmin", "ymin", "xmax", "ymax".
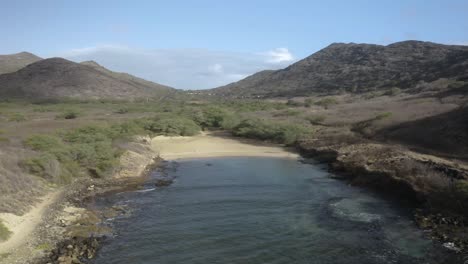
[
  {"xmin": 55, "ymin": 45, "xmax": 295, "ymax": 90},
  {"xmin": 263, "ymin": 48, "xmax": 294, "ymax": 64},
  {"xmin": 209, "ymin": 63, "xmax": 224, "ymax": 74}
]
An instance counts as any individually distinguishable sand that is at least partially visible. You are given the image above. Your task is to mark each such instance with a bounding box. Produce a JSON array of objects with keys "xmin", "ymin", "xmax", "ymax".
[
  {"xmin": 151, "ymin": 131, "xmax": 299, "ymax": 160},
  {"xmin": 0, "ymin": 190, "xmax": 61, "ymax": 255}
]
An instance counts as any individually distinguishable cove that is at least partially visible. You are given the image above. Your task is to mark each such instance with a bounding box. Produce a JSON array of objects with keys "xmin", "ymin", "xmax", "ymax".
[{"xmin": 92, "ymin": 157, "xmax": 458, "ymax": 264}]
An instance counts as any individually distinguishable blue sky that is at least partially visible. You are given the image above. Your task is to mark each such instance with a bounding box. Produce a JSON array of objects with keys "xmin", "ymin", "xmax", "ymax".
[{"xmin": 1, "ymin": 0, "xmax": 467, "ymax": 89}]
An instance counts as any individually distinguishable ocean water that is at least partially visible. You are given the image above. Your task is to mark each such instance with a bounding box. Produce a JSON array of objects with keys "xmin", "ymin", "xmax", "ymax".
[{"xmin": 92, "ymin": 157, "xmax": 458, "ymax": 264}]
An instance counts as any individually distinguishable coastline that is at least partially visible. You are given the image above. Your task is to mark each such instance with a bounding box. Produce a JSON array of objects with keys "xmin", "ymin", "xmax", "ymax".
[
  {"xmin": 0, "ymin": 131, "xmax": 298, "ymax": 264},
  {"xmin": 3, "ymin": 130, "xmax": 465, "ymax": 263}
]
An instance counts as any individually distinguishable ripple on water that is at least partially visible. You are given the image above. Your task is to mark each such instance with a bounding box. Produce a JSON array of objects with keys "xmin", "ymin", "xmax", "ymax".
[
  {"xmin": 329, "ymin": 197, "xmax": 382, "ymax": 223},
  {"xmin": 92, "ymin": 157, "xmax": 459, "ymax": 264}
]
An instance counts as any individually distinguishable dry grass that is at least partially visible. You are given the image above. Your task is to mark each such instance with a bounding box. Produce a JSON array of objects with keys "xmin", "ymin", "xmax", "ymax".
[
  {"xmin": 0, "ymin": 146, "xmax": 45, "ymax": 214},
  {"xmin": 0, "ymin": 101, "xmax": 156, "ymax": 214},
  {"xmin": 1, "ymin": 91, "xmax": 467, "ymax": 215}
]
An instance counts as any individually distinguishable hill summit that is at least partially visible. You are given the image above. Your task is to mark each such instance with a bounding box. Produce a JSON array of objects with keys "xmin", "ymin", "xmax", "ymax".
[
  {"xmin": 0, "ymin": 51, "xmax": 42, "ymax": 75},
  {"xmin": 0, "ymin": 57, "xmax": 176, "ymax": 100},
  {"xmin": 209, "ymin": 41, "xmax": 468, "ymax": 97}
]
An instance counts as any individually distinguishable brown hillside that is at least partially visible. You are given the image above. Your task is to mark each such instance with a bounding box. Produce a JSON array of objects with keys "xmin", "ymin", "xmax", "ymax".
[
  {"xmin": 209, "ymin": 41, "xmax": 468, "ymax": 98},
  {"xmin": 0, "ymin": 58, "xmax": 176, "ymax": 100},
  {"xmin": 0, "ymin": 52, "xmax": 42, "ymax": 75}
]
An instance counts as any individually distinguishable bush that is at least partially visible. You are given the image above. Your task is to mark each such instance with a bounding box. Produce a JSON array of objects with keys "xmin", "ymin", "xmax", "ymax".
[
  {"xmin": 362, "ymin": 91, "xmax": 383, "ymax": 100},
  {"xmin": 56, "ymin": 109, "xmax": 81, "ymax": 119},
  {"xmin": 286, "ymin": 99, "xmax": 303, "ymax": 107},
  {"xmin": 219, "ymin": 114, "xmax": 241, "ymax": 130},
  {"xmin": 232, "ymin": 118, "xmax": 310, "ymax": 145},
  {"xmin": 62, "ymin": 126, "xmax": 113, "ymax": 143},
  {"xmin": 143, "ymin": 117, "xmax": 200, "ymax": 136},
  {"xmin": 22, "ymin": 154, "xmax": 63, "ymax": 181},
  {"xmin": 115, "ymin": 108, "xmax": 129, "ymax": 114},
  {"xmin": 0, "ymin": 130, "xmax": 8, "ymax": 143},
  {"xmin": 0, "ymin": 220, "xmax": 11, "ymax": 242},
  {"xmin": 24, "ymin": 135, "xmax": 64, "ymax": 151},
  {"xmin": 306, "ymin": 115, "xmax": 326, "ymax": 125},
  {"xmin": 314, "ymin": 97, "xmax": 338, "ymax": 109},
  {"xmin": 8, "ymin": 112, "xmax": 26, "ymax": 122},
  {"xmin": 33, "ymin": 107, "xmax": 50, "ymax": 112},
  {"xmin": 375, "ymin": 112, "xmax": 393, "ymax": 120},
  {"xmin": 384, "ymin": 87, "xmax": 401, "ymax": 96},
  {"xmin": 273, "ymin": 109, "xmax": 301, "ymax": 117},
  {"xmin": 304, "ymin": 98, "xmax": 314, "ymax": 107},
  {"xmin": 188, "ymin": 106, "xmax": 235, "ymax": 129},
  {"xmin": 220, "ymin": 100, "xmax": 287, "ymax": 112},
  {"xmin": 23, "ymin": 125, "xmax": 129, "ymax": 182}
]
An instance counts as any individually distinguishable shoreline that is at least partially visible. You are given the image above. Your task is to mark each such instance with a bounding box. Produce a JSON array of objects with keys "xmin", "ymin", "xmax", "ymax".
[
  {"xmin": 151, "ymin": 131, "xmax": 299, "ymax": 161},
  {"xmin": 0, "ymin": 132, "xmax": 298, "ymax": 264},
  {"xmin": 2, "ymin": 131, "xmax": 466, "ymax": 263}
]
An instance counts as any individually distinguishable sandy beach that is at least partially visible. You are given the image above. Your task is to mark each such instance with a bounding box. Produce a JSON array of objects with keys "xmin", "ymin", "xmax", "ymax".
[{"xmin": 151, "ymin": 131, "xmax": 299, "ymax": 160}]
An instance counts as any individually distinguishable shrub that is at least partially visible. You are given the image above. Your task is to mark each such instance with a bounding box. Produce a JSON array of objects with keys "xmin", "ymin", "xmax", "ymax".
[
  {"xmin": 232, "ymin": 118, "xmax": 310, "ymax": 145},
  {"xmin": 144, "ymin": 117, "xmax": 200, "ymax": 136},
  {"xmin": 286, "ymin": 99, "xmax": 303, "ymax": 107},
  {"xmin": 306, "ymin": 115, "xmax": 326, "ymax": 125},
  {"xmin": 24, "ymin": 135, "xmax": 64, "ymax": 151},
  {"xmin": 33, "ymin": 107, "xmax": 49, "ymax": 112},
  {"xmin": 375, "ymin": 112, "xmax": 393, "ymax": 120},
  {"xmin": 304, "ymin": 98, "xmax": 314, "ymax": 107},
  {"xmin": 8, "ymin": 112, "xmax": 26, "ymax": 122},
  {"xmin": 221, "ymin": 100, "xmax": 286, "ymax": 112},
  {"xmin": 219, "ymin": 114, "xmax": 241, "ymax": 130},
  {"xmin": 0, "ymin": 220, "xmax": 11, "ymax": 242},
  {"xmin": 115, "ymin": 108, "xmax": 129, "ymax": 114},
  {"xmin": 273, "ymin": 109, "xmax": 301, "ymax": 117},
  {"xmin": 314, "ymin": 97, "xmax": 338, "ymax": 109},
  {"xmin": 362, "ymin": 91, "xmax": 383, "ymax": 100},
  {"xmin": 186, "ymin": 106, "xmax": 239, "ymax": 129},
  {"xmin": 0, "ymin": 130, "xmax": 7, "ymax": 143},
  {"xmin": 22, "ymin": 154, "xmax": 63, "ymax": 181},
  {"xmin": 56, "ymin": 109, "xmax": 81, "ymax": 119},
  {"xmin": 35, "ymin": 243, "xmax": 53, "ymax": 251},
  {"xmin": 23, "ymin": 125, "xmax": 128, "ymax": 182},
  {"xmin": 384, "ymin": 87, "xmax": 401, "ymax": 96}
]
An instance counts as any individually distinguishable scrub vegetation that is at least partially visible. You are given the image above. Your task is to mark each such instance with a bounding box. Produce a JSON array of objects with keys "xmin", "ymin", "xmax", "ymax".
[
  {"xmin": 1, "ymin": 90, "xmax": 468, "ymax": 251},
  {"xmin": 0, "ymin": 220, "xmax": 11, "ymax": 242}
]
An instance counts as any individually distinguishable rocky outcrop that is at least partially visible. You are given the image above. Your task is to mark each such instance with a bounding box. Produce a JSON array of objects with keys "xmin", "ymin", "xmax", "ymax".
[{"xmin": 297, "ymin": 138, "xmax": 468, "ymax": 252}]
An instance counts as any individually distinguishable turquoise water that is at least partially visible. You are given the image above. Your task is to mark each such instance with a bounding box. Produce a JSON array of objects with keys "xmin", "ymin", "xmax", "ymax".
[{"xmin": 92, "ymin": 157, "xmax": 458, "ymax": 264}]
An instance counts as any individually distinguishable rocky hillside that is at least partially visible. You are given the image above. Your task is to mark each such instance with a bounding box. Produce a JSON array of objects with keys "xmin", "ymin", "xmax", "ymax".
[
  {"xmin": 379, "ymin": 106, "xmax": 468, "ymax": 159},
  {"xmin": 0, "ymin": 58, "xmax": 176, "ymax": 100},
  {"xmin": 0, "ymin": 52, "xmax": 42, "ymax": 75},
  {"xmin": 209, "ymin": 41, "xmax": 468, "ymax": 97}
]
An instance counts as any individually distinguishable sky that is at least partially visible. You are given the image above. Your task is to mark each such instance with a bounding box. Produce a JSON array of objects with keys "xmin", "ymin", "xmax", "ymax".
[{"xmin": 1, "ymin": 0, "xmax": 467, "ymax": 89}]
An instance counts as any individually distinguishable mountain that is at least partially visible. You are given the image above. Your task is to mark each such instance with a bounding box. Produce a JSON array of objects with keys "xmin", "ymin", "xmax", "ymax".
[
  {"xmin": 79, "ymin": 60, "xmax": 173, "ymax": 94},
  {"xmin": 0, "ymin": 52, "xmax": 42, "ymax": 75},
  {"xmin": 0, "ymin": 58, "xmax": 176, "ymax": 100},
  {"xmin": 208, "ymin": 41, "xmax": 468, "ymax": 97}
]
